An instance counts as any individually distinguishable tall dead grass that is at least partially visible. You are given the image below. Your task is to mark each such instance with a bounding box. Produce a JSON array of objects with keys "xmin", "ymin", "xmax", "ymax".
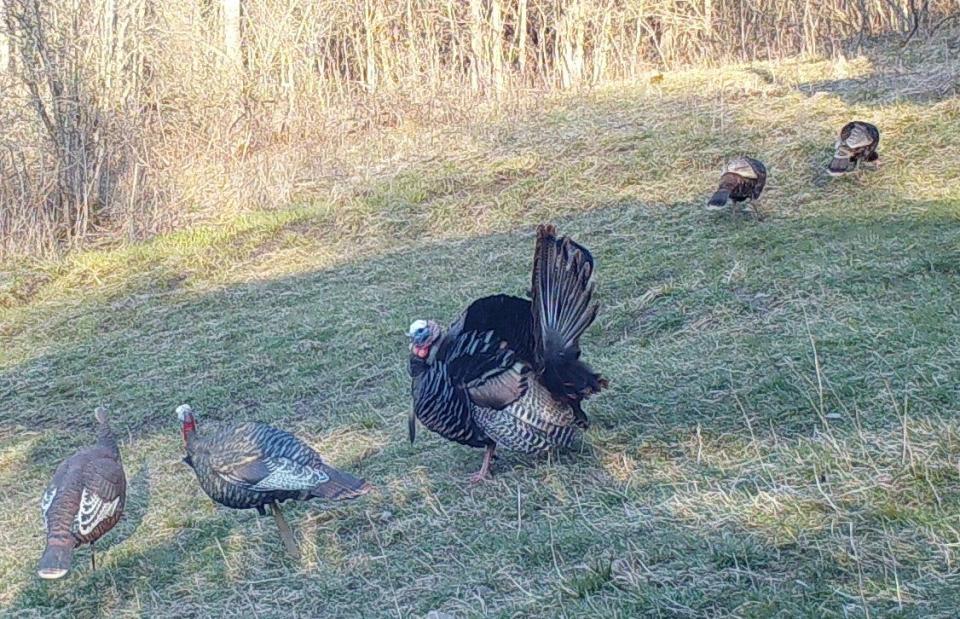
[{"xmin": 0, "ymin": 0, "xmax": 957, "ymax": 258}]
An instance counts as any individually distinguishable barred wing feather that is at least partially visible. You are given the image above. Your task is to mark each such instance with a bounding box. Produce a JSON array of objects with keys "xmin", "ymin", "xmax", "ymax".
[
  {"xmin": 74, "ymin": 489, "xmax": 122, "ymax": 536},
  {"xmin": 725, "ymin": 157, "xmax": 760, "ymax": 179},
  {"xmin": 445, "ymin": 330, "xmax": 529, "ymax": 410},
  {"xmin": 40, "ymin": 485, "xmax": 57, "ymax": 534},
  {"xmin": 217, "ymin": 457, "xmax": 330, "ymax": 492}
]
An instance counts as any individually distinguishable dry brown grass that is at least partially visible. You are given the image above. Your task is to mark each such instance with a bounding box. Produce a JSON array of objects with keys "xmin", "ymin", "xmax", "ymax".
[{"xmin": 0, "ymin": 0, "xmax": 958, "ymax": 258}]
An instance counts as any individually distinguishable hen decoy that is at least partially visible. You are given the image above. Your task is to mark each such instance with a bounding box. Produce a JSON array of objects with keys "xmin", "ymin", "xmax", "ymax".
[
  {"xmin": 706, "ymin": 156, "xmax": 767, "ymax": 217},
  {"xmin": 828, "ymin": 121, "xmax": 880, "ymax": 176},
  {"xmin": 407, "ymin": 224, "xmax": 606, "ymax": 482},
  {"xmin": 176, "ymin": 404, "xmax": 371, "ymax": 558},
  {"xmin": 38, "ymin": 406, "xmax": 126, "ymax": 579}
]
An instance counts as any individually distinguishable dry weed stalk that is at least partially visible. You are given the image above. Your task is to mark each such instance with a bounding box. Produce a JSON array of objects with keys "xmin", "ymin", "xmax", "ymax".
[{"xmin": 0, "ymin": 0, "xmax": 956, "ymax": 257}]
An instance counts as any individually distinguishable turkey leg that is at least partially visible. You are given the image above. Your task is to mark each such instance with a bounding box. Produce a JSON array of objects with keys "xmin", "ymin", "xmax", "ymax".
[
  {"xmin": 270, "ymin": 502, "xmax": 302, "ymax": 560},
  {"xmin": 90, "ymin": 542, "xmax": 96, "ymax": 571},
  {"xmin": 470, "ymin": 445, "xmax": 496, "ymax": 484}
]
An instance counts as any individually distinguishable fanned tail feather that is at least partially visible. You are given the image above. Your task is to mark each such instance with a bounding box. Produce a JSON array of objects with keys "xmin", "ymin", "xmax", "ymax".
[
  {"xmin": 310, "ymin": 465, "xmax": 372, "ymax": 500},
  {"xmin": 828, "ymin": 156, "xmax": 854, "ymax": 175},
  {"xmin": 531, "ymin": 224, "xmax": 605, "ymax": 425},
  {"xmin": 37, "ymin": 540, "xmax": 73, "ymax": 580},
  {"xmin": 707, "ymin": 189, "xmax": 730, "ymax": 208}
]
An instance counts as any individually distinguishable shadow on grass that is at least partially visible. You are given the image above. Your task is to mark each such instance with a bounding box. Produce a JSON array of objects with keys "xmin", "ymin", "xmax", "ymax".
[
  {"xmin": 1, "ymin": 193, "xmax": 959, "ymax": 615},
  {"xmin": 2, "ymin": 197, "xmax": 959, "ymax": 444},
  {"xmin": 108, "ymin": 462, "xmax": 151, "ymax": 549},
  {"xmin": 9, "ymin": 518, "xmax": 235, "ymax": 616},
  {"xmin": 797, "ymin": 72, "xmax": 959, "ymax": 106}
]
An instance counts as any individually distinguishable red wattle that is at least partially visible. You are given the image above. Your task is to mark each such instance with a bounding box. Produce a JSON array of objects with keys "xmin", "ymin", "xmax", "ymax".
[{"xmin": 181, "ymin": 419, "xmax": 196, "ymax": 443}]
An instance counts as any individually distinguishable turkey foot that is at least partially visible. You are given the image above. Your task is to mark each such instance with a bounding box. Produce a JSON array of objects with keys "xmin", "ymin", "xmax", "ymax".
[
  {"xmin": 271, "ymin": 502, "xmax": 302, "ymax": 560},
  {"xmin": 469, "ymin": 445, "xmax": 496, "ymax": 484},
  {"xmin": 745, "ymin": 200, "xmax": 766, "ymax": 221}
]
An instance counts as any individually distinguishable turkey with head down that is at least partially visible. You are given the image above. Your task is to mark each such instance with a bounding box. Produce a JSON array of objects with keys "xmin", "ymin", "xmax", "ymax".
[
  {"xmin": 176, "ymin": 404, "xmax": 371, "ymax": 558},
  {"xmin": 706, "ymin": 156, "xmax": 767, "ymax": 216},
  {"xmin": 828, "ymin": 121, "xmax": 880, "ymax": 176},
  {"xmin": 407, "ymin": 224, "xmax": 607, "ymax": 482}
]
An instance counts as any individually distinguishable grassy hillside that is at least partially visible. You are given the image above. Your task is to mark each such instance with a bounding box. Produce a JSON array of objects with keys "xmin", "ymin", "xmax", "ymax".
[{"xmin": 2, "ymin": 37, "xmax": 960, "ymax": 617}]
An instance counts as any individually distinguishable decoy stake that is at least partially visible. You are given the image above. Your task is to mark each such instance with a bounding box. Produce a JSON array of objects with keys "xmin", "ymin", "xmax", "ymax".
[{"xmin": 271, "ymin": 502, "xmax": 302, "ymax": 560}]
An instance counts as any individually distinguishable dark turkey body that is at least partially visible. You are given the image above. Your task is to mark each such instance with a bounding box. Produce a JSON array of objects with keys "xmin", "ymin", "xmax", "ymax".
[
  {"xmin": 185, "ymin": 422, "xmax": 329, "ymax": 512},
  {"xmin": 408, "ymin": 225, "xmax": 605, "ymax": 472},
  {"xmin": 718, "ymin": 172, "xmax": 762, "ymax": 202},
  {"xmin": 829, "ymin": 121, "xmax": 880, "ymax": 174},
  {"xmin": 410, "ymin": 293, "xmax": 596, "ymax": 455},
  {"xmin": 707, "ymin": 157, "xmax": 767, "ymax": 208},
  {"xmin": 410, "ymin": 358, "xmax": 494, "ymax": 449},
  {"xmin": 471, "ymin": 380, "xmax": 579, "ymax": 453}
]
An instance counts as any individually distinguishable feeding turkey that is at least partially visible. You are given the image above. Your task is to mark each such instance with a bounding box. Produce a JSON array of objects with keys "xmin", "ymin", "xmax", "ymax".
[
  {"xmin": 176, "ymin": 404, "xmax": 372, "ymax": 559},
  {"xmin": 828, "ymin": 121, "xmax": 880, "ymax": 176},
  {"xmin": 407, "ymin": 224, "xmax": 607, "ymax": 482},
  {"xmin": 37, "ymin": 406, "xmax": 126, "ymax": 580},
  {"xmin": 706, "ymin": 156, "xmax": 767, "ymax": 217}
]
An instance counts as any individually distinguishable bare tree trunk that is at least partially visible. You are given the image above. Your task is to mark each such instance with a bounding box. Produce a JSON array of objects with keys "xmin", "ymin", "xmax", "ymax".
[
  {"xmin": 363, "ymin": 0, "xmax": 377, "ymax": 92},
  {"xmin": 468, "ymin": 0, "xmax": 484, "ymax": 91},
  {"xmin": 490, "ymin": 0, "xmax": 504, "ymax": 93},
  {"xmin": 223, "ymin": 0, "xmax": 241, "ymax": 70},
  {"xmin": 516, "ymin": 0, "xmax": 527, "ymax": 76},
  {"xmin": 0, "ymin": 1, "xmax": 9, "ymax": 74}
]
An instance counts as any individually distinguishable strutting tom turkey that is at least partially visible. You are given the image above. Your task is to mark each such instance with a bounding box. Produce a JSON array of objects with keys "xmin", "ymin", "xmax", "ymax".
[
  {"xmin": 38, "ymin": 407, "xmax": 126, "ymax": 579},
  {"xmin": 406, "ymin": 224, "xmax": 607, "ymax": 482},
  {"xmin": 828, "ymin": 121, "xmax": 880, "ymax": 176},
  {"xmin": 176, "ymin": 405, "xmax": 371, "ymax": 558},
  {"xmin": 706, "ymin": 156, "xmax": 767, "ymax": 217}
]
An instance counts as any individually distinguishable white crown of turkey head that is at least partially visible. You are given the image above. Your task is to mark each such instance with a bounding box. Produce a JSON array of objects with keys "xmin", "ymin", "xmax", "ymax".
[
  {"xmin": 176, "ymin": 404, "xmax": 193, "ymax": 421},
  {"xmin": 94, "ymin": 406, "xmax": 109, "ymax": 424},
  {"xmin": 407, "ymin": 319, "xmax": 428, "ymax": 337}
]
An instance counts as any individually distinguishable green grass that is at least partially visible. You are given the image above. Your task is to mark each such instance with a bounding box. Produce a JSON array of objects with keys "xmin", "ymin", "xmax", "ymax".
[{"xmin": 2, "ymin": 38, "xmax": 960, "ymax": 617}]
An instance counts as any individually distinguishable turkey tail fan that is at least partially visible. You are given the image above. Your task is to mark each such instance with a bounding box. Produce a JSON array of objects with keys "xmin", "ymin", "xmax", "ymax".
[
  {"xmin": 707, "ymin": 188, "xmax": 730, "ymax": 208},
  {"xmin": 530, "ymin": 224, "xmax": 606, "ymax": 421},
  {"xmin": 37, "ymin": 540, "xmax": 73, "ymax": 580},
  {"xmin": 828, "ymin": 156, "xmax": 854, "ymax": 175},
  {"xmin": 310, "ymin": 465, "xmax": 372, "ymax": 501},
  {"xmin": 531, "ymin": 224, "xmax": 597, "ymax": 355}
]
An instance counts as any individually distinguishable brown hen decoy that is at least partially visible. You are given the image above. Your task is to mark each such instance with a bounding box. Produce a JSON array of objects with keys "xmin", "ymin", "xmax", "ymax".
[{"xmin": 38, "ymin": 407, "xmax": 126, "ymax": 579}]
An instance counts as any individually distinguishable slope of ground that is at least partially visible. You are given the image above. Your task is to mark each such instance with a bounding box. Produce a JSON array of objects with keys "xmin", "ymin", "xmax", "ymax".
[{"xmin": 1, "ymin": 36, "xmax": 959, "ymax": 617}]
